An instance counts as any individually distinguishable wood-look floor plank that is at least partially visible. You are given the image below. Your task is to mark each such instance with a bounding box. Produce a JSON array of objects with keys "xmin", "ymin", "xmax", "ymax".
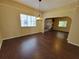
[{"xmin": 0, "ymin": 31, "xmax": 79, "ymax": 59}]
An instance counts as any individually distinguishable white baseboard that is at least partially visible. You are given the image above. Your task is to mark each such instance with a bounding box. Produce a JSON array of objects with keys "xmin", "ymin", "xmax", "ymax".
[
  {"xmin": 2, "ymin": 35, "xmax": 25, "ymax": 40},
  {"xmin": 68, "ymin": 40, "xmax": 79, "ymax": 47},
  {"xmin": 2, "ymin": 32, "xmax": 42, "ymax": 40}
]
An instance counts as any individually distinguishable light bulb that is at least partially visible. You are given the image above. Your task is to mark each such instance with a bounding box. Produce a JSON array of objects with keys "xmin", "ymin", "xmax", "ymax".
[{"xmin": 36, "ymin": 16, "xmax": 41, "ymax": 20}]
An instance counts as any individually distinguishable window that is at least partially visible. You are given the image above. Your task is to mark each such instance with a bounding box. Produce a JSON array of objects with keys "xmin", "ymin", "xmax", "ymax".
[
  {"xmin": 20, "ymin": 14, "xmax": 36, "ymax": 27},
  {"xmin": 58, "ymin": 21, "xmax": 67, "ymax": 27}
]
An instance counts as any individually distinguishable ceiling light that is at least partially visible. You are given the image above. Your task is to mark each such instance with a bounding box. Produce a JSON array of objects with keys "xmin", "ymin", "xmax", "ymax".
[{"xmin": 36, "ymin": 0, "xmax": 42, "ymax": 20}]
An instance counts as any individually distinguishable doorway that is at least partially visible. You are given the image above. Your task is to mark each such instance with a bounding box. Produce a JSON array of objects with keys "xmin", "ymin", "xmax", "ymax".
[
  {"xmin": 44, "ymin": 17, "xmax": 72, "ymax": 33},
  {"xmin": 44, "ymin": 17, "xmax": 72, "ymax": 41}
]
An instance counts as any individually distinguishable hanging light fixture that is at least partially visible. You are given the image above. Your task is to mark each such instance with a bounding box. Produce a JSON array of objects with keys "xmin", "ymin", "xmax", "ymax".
[{"xmin": 36, "ymin": 0, "xmax": 42, "ymax": 20}]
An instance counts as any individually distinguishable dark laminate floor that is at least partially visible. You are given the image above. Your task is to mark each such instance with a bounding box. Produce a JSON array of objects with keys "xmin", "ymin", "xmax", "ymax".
[{"xmin": 0, "ymin": 31, "xmax": 79, "ymax": 59}]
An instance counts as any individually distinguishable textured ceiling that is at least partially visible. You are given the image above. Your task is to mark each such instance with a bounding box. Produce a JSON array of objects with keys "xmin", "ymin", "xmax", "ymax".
[{"xmin": 14, "ymin": 0, "xmax": 78, "ymax": 12}]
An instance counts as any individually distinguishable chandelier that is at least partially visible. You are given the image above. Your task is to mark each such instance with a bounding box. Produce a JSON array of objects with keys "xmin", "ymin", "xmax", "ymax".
[{"xmin": 36, "ymin": 0, "xmax": 42, "ymax": 20}]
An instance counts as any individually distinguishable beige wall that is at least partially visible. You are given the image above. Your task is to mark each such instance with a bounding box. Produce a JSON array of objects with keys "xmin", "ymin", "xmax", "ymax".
[
  {"xmin": 0, "ymin": 10, "xmax": 2, "ymax": 49},
  {"xmin": 68, "ymin": 7, "xmax": 79, "ymax": 46},
  {"xmin": 53, "ymin": 17, "xmax": 71, "ymax": 32},
  {"xmin": 0, "ymin": 13, "xmax": 2, "ymax": 39},
  {"xmin": 0, "ymin": 32, "xmax": 1, "ymax": 38},
  {"xmin": 0, "ymin": 5, "xmax": 21, "ymax": 38},
  {"xmin": 43, "ymin": 3, "xmax": 79, "ymax": 46},
  {"xmin": 0, "ymin": 26, "xmax": 2, "ymax": 39},
  {"xmin": 0, "ymin": 0, "xmax": 43, "ymax": 42}
]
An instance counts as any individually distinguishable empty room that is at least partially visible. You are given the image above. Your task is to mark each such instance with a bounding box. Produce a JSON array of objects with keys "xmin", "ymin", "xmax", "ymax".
[{"xmin": 0, "ymin": 0, "xmax": 79, "ymax": 59}]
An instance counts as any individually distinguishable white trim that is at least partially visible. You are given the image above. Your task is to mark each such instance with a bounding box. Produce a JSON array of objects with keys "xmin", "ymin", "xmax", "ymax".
[
  {"xmin": 2, "ymin": 32, "xmax": 42, "ymax": 40},
  {"xmin": 68, "ymin": 40, "xmax": 79, "ymax": 47},
  {"xmin": 2, "ymin": 35, "xmax": 23, "ymax": 40}
]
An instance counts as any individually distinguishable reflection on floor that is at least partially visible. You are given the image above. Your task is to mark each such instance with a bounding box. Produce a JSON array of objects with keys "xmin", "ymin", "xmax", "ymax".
[{"xmin": 0, "ymin": 31, "xmax": 79, "ymax": 59}]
